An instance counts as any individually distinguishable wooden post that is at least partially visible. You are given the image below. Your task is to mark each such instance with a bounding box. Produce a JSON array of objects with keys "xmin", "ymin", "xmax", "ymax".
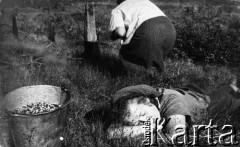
[
  {"xmin": 0, "ymin": 9, "xmax": 4, "ymax": 24},
  {"xmin": 83, "ymin": 2, "xmax": 100, "ymax": 60},
  {"xmin": 12, "ymin": 13, "xmax": 18, "ymax": 40},
  {"xmin": 84, "ymin": 2, "xmax": 97, "ymax": 42},
  {"xmin": 48, "ymin": 19, "xmax": 55, "ymax": 42}
]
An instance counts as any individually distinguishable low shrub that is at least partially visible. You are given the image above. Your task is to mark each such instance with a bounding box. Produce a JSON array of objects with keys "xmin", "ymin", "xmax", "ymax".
[{"xmin": 168, "ymin": 5, "xmax": 240, "ymax": 67}]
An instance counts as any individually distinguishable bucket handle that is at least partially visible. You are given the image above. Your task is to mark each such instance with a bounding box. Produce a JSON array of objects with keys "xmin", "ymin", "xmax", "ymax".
[{"xmin": 60, "ymin": 85, "xmax": 71, "ymax": 108}]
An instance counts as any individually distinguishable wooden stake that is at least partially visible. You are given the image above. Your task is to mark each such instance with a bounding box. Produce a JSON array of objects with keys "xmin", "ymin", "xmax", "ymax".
[
  {"xmin": 48, "ymin": 19, "xmax": 55, "ymax": 42},
  {"xmin": 84, "ymin": 2, "xmax": 97, "ymax": 42},
  {"xmin": 83, "ymin": 2, "xmax": 100, "ymax": 60},
  {"xmin": 12, "ymin": 13, "xmax": 18, "ymax": 40}
]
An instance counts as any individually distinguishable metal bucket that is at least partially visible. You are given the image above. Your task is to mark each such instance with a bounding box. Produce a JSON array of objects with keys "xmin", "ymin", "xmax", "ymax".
[{"xmin": 2, "ymin": 85, "xmax": 71, "ymax": 147}]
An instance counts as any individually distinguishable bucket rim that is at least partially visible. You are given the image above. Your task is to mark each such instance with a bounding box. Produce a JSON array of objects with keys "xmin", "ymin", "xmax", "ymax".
[{"xmin": 4, "ymin": 85, "xmax": 71, "ymax": 117}]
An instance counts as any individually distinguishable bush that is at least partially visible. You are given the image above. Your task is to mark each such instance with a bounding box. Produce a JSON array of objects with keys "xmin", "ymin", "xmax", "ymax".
[{"xmin": 168, "ymin": 5, "xmax": 240, "ymax": 67}]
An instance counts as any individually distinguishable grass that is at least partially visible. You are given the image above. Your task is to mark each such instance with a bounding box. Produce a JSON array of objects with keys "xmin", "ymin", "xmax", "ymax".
[
  {"xmin": 1, "ymin": 46, "xmax": 237, "ymax": 146},
  {"xmin": 1, "ymin": 0, "xmax": 240, "ymax": 146}
]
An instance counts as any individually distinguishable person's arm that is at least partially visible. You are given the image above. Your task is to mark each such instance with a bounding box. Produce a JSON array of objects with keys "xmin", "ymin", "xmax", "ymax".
[
  {"xmin": 107, "ymin": 125, "xmax": 144, "ymax": 138},
  {"xmin": 107, "ymin": 119, "xmax": 165, "ymax": 139},
  {"xmin": 109, "ymin": 9, "xmax": 126, "ymax": 41},
  {"xmin": 110, "ymin": 26, "xmax": 127, "ymax": 41}
]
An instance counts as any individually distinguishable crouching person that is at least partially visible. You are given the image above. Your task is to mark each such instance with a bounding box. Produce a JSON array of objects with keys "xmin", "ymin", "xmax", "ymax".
[
  {"xmin": 106, "ymin": 85, "xmax": 192, "ymax": 146},
  {"xmin": 109, "ymin": 0, "xmax": 176, "ymax": 74}
]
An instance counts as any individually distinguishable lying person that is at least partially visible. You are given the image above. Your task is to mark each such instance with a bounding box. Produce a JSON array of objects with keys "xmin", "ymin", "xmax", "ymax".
[
  {"xmin": 107, "ymin": 85, "xmax": 209, "ymax": 140},
  {"xmin": 85, "ymin": 81, "xmax": 240, "ymax": 145}
]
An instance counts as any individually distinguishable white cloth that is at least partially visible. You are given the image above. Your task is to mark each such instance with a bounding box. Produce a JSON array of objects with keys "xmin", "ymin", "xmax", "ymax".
[{"xmin": 109, "ymin": 0, "xmax": 166, "ymax": 44}]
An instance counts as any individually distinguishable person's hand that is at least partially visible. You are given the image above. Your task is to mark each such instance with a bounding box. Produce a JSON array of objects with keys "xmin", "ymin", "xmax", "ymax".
[
  {"xmin": 157, "ymin": 117, "xmax": 166, "ymax": 131},
  {"xmin": 121, "ymin": 33, "xmax": 133, "ymax": 45},
  {"xmin": 164, "ymin": 115, "xmax": 186, "ymax": 145},
  {"xmin": 110, "ymin": 26, "xmax": 126, "ymax": 41}
]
